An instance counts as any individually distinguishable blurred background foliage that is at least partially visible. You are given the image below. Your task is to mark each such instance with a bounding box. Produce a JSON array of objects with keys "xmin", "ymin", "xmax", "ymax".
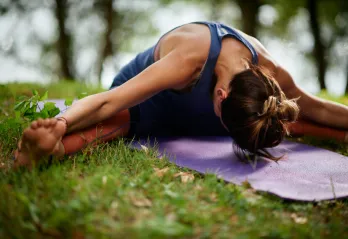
[{"xmin": 0, "ymin": 0, "xmax": 347, "ymax": 94}]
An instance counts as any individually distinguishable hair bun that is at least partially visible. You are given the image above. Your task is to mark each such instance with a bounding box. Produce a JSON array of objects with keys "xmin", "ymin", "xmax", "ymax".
[
  {"xmin": 277, "ymin": 98, "xmax": 299, "ymax": 122},
  {"xmin": 258, "ymin": 96, "xmax": 278, "ymax": 117},
  {"xmin": 258, "ymin": 95, "xmax": 299, "ymax": 123}
]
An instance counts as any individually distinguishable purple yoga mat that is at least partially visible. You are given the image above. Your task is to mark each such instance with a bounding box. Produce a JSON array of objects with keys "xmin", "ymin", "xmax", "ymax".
[
  {"xmin": 49, "ymin": 99, "xmax": 348, "ymax": 201},
  {"xmin": 133, "ymin": 137, "xmax": 348, "ymax": 201}
]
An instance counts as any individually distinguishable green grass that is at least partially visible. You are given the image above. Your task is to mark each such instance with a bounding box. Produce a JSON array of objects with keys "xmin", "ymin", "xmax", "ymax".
[{"xmin": 1, "ymin": 82, "xmax": 348, "ymax": 238}]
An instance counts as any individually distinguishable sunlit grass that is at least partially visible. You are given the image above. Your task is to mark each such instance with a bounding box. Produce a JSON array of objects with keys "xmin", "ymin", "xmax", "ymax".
[{"xmin": 0, "ymin": 83, "xmax": 348, "ymax": 238}]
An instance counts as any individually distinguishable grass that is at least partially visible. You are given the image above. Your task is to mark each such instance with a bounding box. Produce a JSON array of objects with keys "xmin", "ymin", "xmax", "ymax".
[{"xmin": 1, "ymin": 82, "xmax": 348, "ymax": 238}]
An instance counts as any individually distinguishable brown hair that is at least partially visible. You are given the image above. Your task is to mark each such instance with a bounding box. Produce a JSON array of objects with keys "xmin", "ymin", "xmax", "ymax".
[{"xmin": 220, "ymin": 63, "xmax": 299, "ymax": 161}]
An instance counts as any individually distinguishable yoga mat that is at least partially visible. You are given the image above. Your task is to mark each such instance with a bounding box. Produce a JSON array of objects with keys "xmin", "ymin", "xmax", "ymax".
[
  {"xmin": 48, "ymin": 99, "xmax": 348, "ymax": 201},
  {"xmin": 133, "ymin": 137, "xmax": 348, "ymax": 201}
]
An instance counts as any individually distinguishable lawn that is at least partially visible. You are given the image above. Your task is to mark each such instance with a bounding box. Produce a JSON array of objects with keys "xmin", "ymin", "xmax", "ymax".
[{"xmin": 0, "ymin": 82, "xmax": 348, "ymax": 239}]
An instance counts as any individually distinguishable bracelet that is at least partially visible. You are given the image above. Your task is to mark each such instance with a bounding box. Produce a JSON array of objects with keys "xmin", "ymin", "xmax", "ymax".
[{"xmin": 57, "ymin": 117, "xmax": 68, "ymax": 134}]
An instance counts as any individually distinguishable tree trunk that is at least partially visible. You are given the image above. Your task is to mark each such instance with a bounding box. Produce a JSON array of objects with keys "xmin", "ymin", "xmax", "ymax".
[
  {"xmin": 236, "ymin": 0, "xmax": 260, "ymax": 37},
  {"xmin": 96, "ymin": 0, "xmax": 114, "ymax": 84},
  {"xmin": 54, "ymin": 0, "xmax": 74, "ymax": 80},
  {"xmin": 307, "ymin": 0, "xmax": 327, "ymax": 90},
  {"xmin": 345, "ymin": 61, "xmax": 348, "ymax": 94}
]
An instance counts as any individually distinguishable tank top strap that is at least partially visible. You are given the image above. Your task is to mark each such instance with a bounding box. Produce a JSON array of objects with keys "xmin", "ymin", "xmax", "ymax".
[
  {"xmin": 189, "ymin": 21, "xmax": 222, "ymax": 91},
  {"xmin": 217, "ymin": 23, "xmax": 259, "ymax": 65},
  {"xmin": 193, "ymin": 21, "xmax": 259, "ymax": 66},
  {"xmin": 189, "ymin": 21, "xmax": 259, "ymax": 92}
]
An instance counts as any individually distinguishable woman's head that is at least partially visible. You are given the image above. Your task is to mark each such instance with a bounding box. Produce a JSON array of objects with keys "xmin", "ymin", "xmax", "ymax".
[{"xmin": 219, "ymin": 63, "xmax": 299, "ymax": 160}]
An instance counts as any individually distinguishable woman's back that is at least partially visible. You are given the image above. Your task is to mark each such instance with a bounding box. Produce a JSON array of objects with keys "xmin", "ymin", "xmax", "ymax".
[{"xmin": 110, "ymin": 22, "xmax": 261, "ymax": 136}]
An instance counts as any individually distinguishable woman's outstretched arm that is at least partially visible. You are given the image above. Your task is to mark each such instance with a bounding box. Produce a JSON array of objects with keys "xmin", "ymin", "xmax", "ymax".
[
  {"xmin": 239, "ymin": 32, "xmax": 348, "ymax": 130},
  {"xmin": 59, "ymin": 41, "xmax": 207, "ymax": 133},
  {"xmin": 275, "ymin": 66, "xmax": 348, "ymax": 130}
]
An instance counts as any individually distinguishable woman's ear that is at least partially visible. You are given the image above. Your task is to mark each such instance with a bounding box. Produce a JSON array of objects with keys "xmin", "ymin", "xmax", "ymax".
[
  {"xmin": 217, "ymin": 88, "xmax": 228, "ymax": 101},
  {"xmin": 242, "ymin": 57, "xmax": 251, "ymax": 69}
]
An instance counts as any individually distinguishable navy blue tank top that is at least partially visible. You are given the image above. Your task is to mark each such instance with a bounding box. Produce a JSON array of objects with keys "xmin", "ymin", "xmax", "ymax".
[{"xmin": 110, "ymin": 21, "xmax": 258, "ymax": 136}]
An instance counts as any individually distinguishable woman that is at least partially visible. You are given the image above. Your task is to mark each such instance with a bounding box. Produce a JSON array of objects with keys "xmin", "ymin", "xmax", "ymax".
[{"xmin": 14, "ymin": 21, "xmax": 348, "ymax": 168}]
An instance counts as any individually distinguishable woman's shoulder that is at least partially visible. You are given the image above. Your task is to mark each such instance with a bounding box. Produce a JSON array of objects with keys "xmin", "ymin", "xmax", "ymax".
[{"xmin": 156, "ymin": 23, "xmax": 211, "ymax": 66}]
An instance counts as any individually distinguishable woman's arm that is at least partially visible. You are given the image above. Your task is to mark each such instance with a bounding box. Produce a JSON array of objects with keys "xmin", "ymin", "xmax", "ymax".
[
  {"xmin": 238, "ymin": 32, "xmax": 348, "ymax": 130},
  {"xmin": 275, "ymin": 66, "xmax": 348, "ymax": 129},
  {"xmin": 60, "ymin": 38, "xmax": 208, "ymax": 134}
]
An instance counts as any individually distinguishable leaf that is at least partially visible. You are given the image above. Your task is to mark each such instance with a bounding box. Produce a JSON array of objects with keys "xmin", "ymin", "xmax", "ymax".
[
  {"xmin": 153, "ymin": 167, "xmax": 170, "ymax": 178},
  {"xmin": 23, "ymin": 111, "xmax": 34, "ymax": 118},
  {"xmin": 241, "ymin": 189, "xmax": 261, "ymax": 205},
  {"xmin": 38, "ymin": 110, "xmax": 49, "ymax": 119},
  {"xmin": 43, "ymin": 102, "xmax": 57, "ymax": 111},
  {"xmin": 23, "ymin": 101, "xmax": 30, "ymax": 109},
  {"xmin": 31, "ymin": 94, "xmax": 40, "ymax": 105},
  {"xmin": 32, "ymin": 90, "xmax": 39, "ymax": 96},
  {"xmin": 26, "ymin": 105, "xmax": 37, "ymax": 114},
  {"xmin": 48, "ymin": 107, "xmax": 60, "ymax": 118},
  {"xmin": 194, "ymin": 185, "xmax": 203, "ymax": 191},
  {"xmin": 14, "ymin": 101, "xmax": 26, "ymax": 111},
  {"xmin": 64, "ymin": 98, "xmax": 73, "ymax": 106},
  {"xmin": 130, "ymin": 195, "xmax": 152, "ymax": 207},
  {"xmin": 39, "ymin": 101, "xmax": 60, "ymax": 119},
  {"xmin": 290, "ymin": 213, "xmax": 308, "ymax": 224},
  {"xmin": 40, "ymin": 91, "xmax": 48, "ymax": 101},
  {"xmin": 174, "ymin": 172, "xmax": 194, "ymax": 183}
]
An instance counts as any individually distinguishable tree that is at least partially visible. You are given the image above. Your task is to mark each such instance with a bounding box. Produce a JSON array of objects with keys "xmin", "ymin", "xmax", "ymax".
[
  {"xmin": 0, "ymin": 0, "xmax": 74, "ymax": 80},
  {"xmin": 94, "ymin": 0, "xmax": 114, "ymax": 84},
  {"xmin": 269, "ymin": 0, "xmax": 346, "ymax": 91},
  {"xmin": 90, "ymin": 0, "xmax": 158, "ymax": 84},
  {"xmin": 307, "ymin": 0, "xmax": 327, "ymax": 89},
  {"xmin": 54, "ymin": 0, "xmax": 73, "ymax": 80},
  {"xmin": 346, "ymin": 63, "xmax": 348, "ymax": 94},
  {"xmin": 0, "ymin": 0, "xmax": 159, "ymax": 83},
  {"xmin": 235, "ymin": 0, "xmax": 261, "ymax": 37}
]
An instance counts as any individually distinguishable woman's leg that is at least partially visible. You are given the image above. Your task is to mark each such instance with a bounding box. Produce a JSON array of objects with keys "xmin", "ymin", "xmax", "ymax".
[
  {"xmin": 14, "ymin": 109, "xmax": 131, "ymax": 169},
  {"xmin": 60, "ymin": 109, "xmax": 130, "ymax": 155}
]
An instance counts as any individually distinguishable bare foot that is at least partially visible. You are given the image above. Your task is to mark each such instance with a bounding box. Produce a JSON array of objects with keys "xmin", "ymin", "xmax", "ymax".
[{"xmin": 13, "ymin": 118, "xmax": 66, "ymax": 169}]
